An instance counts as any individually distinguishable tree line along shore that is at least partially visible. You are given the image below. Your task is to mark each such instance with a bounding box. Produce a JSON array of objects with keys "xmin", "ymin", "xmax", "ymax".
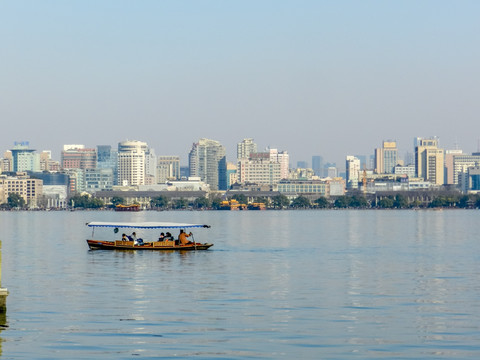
[{"xmin": 2, "ymin": 191, "xmax": 480, "ymax": 210}]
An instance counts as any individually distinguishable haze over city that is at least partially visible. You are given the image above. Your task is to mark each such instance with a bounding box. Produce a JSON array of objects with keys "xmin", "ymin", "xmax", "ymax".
[{"xmin": 2, "ymin": 1, "xmax": 480, "ymax": 166}]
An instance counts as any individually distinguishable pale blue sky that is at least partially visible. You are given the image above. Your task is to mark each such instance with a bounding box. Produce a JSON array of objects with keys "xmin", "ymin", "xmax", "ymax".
[{"xmin": 1, "ymin": 1, "xmax": 480, "ymax": 167}]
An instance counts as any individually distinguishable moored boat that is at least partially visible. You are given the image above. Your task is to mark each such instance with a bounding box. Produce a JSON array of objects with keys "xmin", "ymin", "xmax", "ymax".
[
  {"xmin": 86, "ymin": 221, "xmax": 213, "ymax": 250},
  {"xmin": 115, "ymin": 204, "xmax": 141, "ymax": 211}
]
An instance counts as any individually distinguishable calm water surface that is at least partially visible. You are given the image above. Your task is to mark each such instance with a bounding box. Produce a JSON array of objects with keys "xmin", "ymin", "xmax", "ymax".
[{"xmin": 0, "ymin": 210, "xmax": 479, "ymax": 359}]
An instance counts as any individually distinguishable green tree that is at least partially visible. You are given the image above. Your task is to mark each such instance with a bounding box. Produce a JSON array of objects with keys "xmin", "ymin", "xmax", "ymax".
[
  {"xmin": 193, "ymin": 197, "xmax": 210, "ymax": 209},
  {"xmin": 393, "ymin": 194, "xmax": 409, "ymax": 208},
  {"xmin": 475, "ymin": 195, "xmax": 480, "ymax": 209},
  {"xmin": 211, "ymin": 197, "xmax": 223, "ymax": 210},
  {"xmin": 458, "ymin": 195, "xmax": 470, "ymax": 208},
  {"xmin": 314, "ymin": 196, "xmax": 330, "ymax": 208},
  {"xmin": 290, "ymin": 196, "xmax": 311, "ymax": 209},
  {"xmin": 429, "ymin": 196, "xmax": 447, "ymax": 208},
  {"xmin": 69, "ymin": 194, "xmax": 88, "ymax": 208},
  {"xmin": 231, "ymin": 194, "xmax": 248, "ymax": 205},
  {"xmin": 172, "ymin": 198, "xmax": 188, "ymax": 209},
  {"xmin": 69, "ymin": 194, "xmax": 104, "ymax": 209},
  {"xmin": 272, "ymin": 194, "xmax": 290, "ymax": 209},
  {"xmin": 334, "ymin": 196, "xmax": 350, "ymax": 208},
  {"xmin": 111, "ymin": 196, "xmax": 125, "ymax": 207},
  {"xmin": 7, "ymin": 193, "xmax": 26, "ymax": 209},
  {"xmin": 89, "ymin": 197, "xmax": 105, "ymax": 209},
  {"xmin": 150, "ymin": 195, "xmax": 169, "ymax": 209},
  {"xmin": 378, "ymin": 197, "xmax": 394, "ymax": 208},
  {"xmin": 349, "ymin": 195, "xmax": 368, "ymax": 208}
]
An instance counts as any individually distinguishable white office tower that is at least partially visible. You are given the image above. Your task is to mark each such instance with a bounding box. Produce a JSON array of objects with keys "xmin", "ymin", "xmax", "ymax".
[
  {"xmin": 269, "ymin": 149, "xmax": 289, "ymax": 180},
  {"xmin": 117, "ymin": 140, "xmax": 148, "ymax": 186},
  {"xmin": 346, "ymin": 155, "xmax": 361, "ymax": 189}
]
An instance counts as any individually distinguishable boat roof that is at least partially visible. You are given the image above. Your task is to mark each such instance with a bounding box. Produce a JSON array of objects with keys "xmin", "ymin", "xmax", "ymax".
[{"xmin": 86, "ymin": 221, "xmax": 210, "ymax": 229}]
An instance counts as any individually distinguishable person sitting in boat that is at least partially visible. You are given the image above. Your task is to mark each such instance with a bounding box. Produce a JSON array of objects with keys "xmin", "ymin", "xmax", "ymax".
[
  {"xmin": 164, "ymin": 232, "xmax": 173, "ymax": 241},
  {"xmin": 178, "ymin": 229, "xmax": 193, "ymax": 245},
  {"xmin": 158, "ymin": 232, "xmax": 165, "ymax": 241},
  {"xmin": 131, "ymin": 232, "xmax": 144, "ymax": 246},
  {"xmin": 121, "ymin": 233, "xmax": 128, "ymax": 242}
]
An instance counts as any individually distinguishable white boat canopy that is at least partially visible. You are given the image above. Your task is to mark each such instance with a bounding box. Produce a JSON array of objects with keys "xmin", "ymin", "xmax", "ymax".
[{"xmin": 86, "ymin": 221, "xmax": 210, "ymax": 229}]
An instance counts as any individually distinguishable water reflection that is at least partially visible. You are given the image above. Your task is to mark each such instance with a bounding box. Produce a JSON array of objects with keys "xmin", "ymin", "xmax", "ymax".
[
  {"xmin": 1, "ymin": 210, "xmax": 480, "ymax": 358},
  {"xmin": 0, "ymin": 310, "xmax": 6, "ymax": 356}
]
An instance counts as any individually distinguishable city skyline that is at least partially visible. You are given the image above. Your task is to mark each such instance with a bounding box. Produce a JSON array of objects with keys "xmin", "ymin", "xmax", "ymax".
[
  {"xmin": 2, "ymin": 1, "xmax": 480, "ymax": 166},
  {"xmin": 2, "ymin": 134, "xmax": 480, "ymax": 172}
]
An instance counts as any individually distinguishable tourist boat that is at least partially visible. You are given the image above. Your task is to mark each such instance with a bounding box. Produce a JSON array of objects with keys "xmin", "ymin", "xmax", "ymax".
[{"xmin": 86, "ymin": 221, "xmax": 213, "ymax": 250}]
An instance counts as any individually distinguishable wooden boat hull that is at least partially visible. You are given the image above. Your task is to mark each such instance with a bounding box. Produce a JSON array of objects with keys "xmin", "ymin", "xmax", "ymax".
[{"xmin": 87, "ymin": 239, "xmax": 213, "ymax": 251}]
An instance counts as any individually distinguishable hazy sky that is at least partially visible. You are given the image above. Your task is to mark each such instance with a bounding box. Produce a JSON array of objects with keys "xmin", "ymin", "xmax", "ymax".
[{"xmin": 2, "ymin": 1, "xmax": 480, "ymax": 167}]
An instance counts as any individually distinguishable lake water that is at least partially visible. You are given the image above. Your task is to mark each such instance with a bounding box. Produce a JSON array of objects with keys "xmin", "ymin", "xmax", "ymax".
[{"xmin": 0, "ymin": 209, "xmax": 479, "ymax": 359}]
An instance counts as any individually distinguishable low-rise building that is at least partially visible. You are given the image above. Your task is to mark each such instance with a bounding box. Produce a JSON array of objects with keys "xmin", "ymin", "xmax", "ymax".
[
  {"xmin": 0, "ymin": 173, "xmax": 43, "ymax": 207},
  {"xmin": 85, "ymin": 168, "xmax": 114, "ymax": 193}
]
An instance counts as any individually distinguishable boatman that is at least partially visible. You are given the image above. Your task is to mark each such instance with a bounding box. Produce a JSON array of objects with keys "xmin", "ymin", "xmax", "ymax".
[
  {"xmin": 178, "ymin": 229, "xmax": 193, "ymax": 245},
  {"xmin": 131, "ymin": 232, "xmax": 144, "ymax": 246}
]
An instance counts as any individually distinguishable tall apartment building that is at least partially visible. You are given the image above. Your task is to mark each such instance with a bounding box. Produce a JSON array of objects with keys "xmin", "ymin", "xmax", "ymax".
[
  {"xmin": 374, "ymin": 140, "xmax": 398, "ymax": 174},
  {"xmin": 157, "ymin": 156, "xmax": 180, "ymax": 183},
  {"xmin": 269, "ymin": 149, "xmax": 289, "ymax": 180},
  {"xmin": 189, "ymin": 138, "xmax": 227, "ymax": 191},
  {"xmin": 415, "ymin": 137, "xmax": 444, "ymax": 185},
  {"xmin": 346, "ymin": 155, "xmax": 361, "ymax": 189},
  {"xmin": 144, "ymin": 148, "xmax": 157, "ymax": 185},
  {"xmin": 11, "ymin": 142, "xmax": 40, "ymax": 172},
  {"xmin": 1, "ymin": 151, "xmax": 12, "ymax": 173},
  {"xmin": 237, "ymin": 138, "xmax": 257, "ymax": 159},
  {"xmin": 39, "ymin": 151, "xmax": 59, "ymax": 172},
  {"xmin": 117, "ymin": 140, "xmax": 148, "ymax": 186},
  {"xmin": 237, "ymin": 153, "xmax": 281, "ymax": 185},
  {"xmin": 61, "ymin": 145, "xmax": 97, "ymax": 170}
]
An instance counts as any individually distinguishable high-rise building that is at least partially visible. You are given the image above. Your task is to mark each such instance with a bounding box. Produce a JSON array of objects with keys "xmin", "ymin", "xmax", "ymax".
[
  {"xmin": 61, "ymin": 145, "xmax": 97, "ymax": 170},
  {"xmin": 354, "ymin": 155, "xmax": 367, "ymax": 171},
  {"xmin": 415, "ymin": 137, "xmax": 444, "ymax": 185},
  {"xmin": 2, "ymin": 151, "xmax": 13, "ymax": 173},
  {"xmin": 144, "ymin": 148, "xmax": 157, "ymax": 185},
  {"xmin": 297, "ymin": 161, "xmax": 308, "ymax": 169},
  {"xmin": 374, "ymin": 141, "xmax": 398, "ymax": 174},
  {"xmin": 189, "ymin": 138, "xmax": 227, "ymax": 191},
  {"xmin": 452, "ymin": 154, "xmax": 480, "ymax": 187},
  {"xmin": 346, "ymin": 155, "xmax": 360, "ymax": 189},
  {"xmin": 237, "ymin": 153, "xmax": 281, "ymax": 185},
  {"xmin": 117, "ymin": 140, "xmax": 148, "ymax": 186},
  {"xmin": 237, "ymin": 138, "xmax": 257, "ymax": 160},
  {"xmin": 11, "ymin": 142, "xmax": 40, "ymax": 172},
  {"xmin": 327, "ymin": 166, "xmax": 338, "ymax": 178},
  {"xmin": 226, "ymin": 162, "xmax": 237, "ymax": 188},
  {"xmin": 269, "ymin": 149, "xmax": 289, "ymax": 180},
  {"xmin": 469, "ymin": 167, "xmax": 480, "ymax": 191},
  {"xmin": 84, "ymin": 168, "xmax": 114, "ymax": 193},
  {"xmin": 312, "ymin": 155, "xmax": 324, "ymax": 177},
  {"xmin": 444, "ymin": 149, "xmax": 464, "ymax": 185},
  {"xmin": 38, "ymin": 150, "xmax": 59, "ymax": 172},
  {"xmin": 97, "ymin": 145, "xmax": 118, "ymax": 185},
  {"xmin": 157, "ymin": 156, "xmax": 180, "ymax": 183}
]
